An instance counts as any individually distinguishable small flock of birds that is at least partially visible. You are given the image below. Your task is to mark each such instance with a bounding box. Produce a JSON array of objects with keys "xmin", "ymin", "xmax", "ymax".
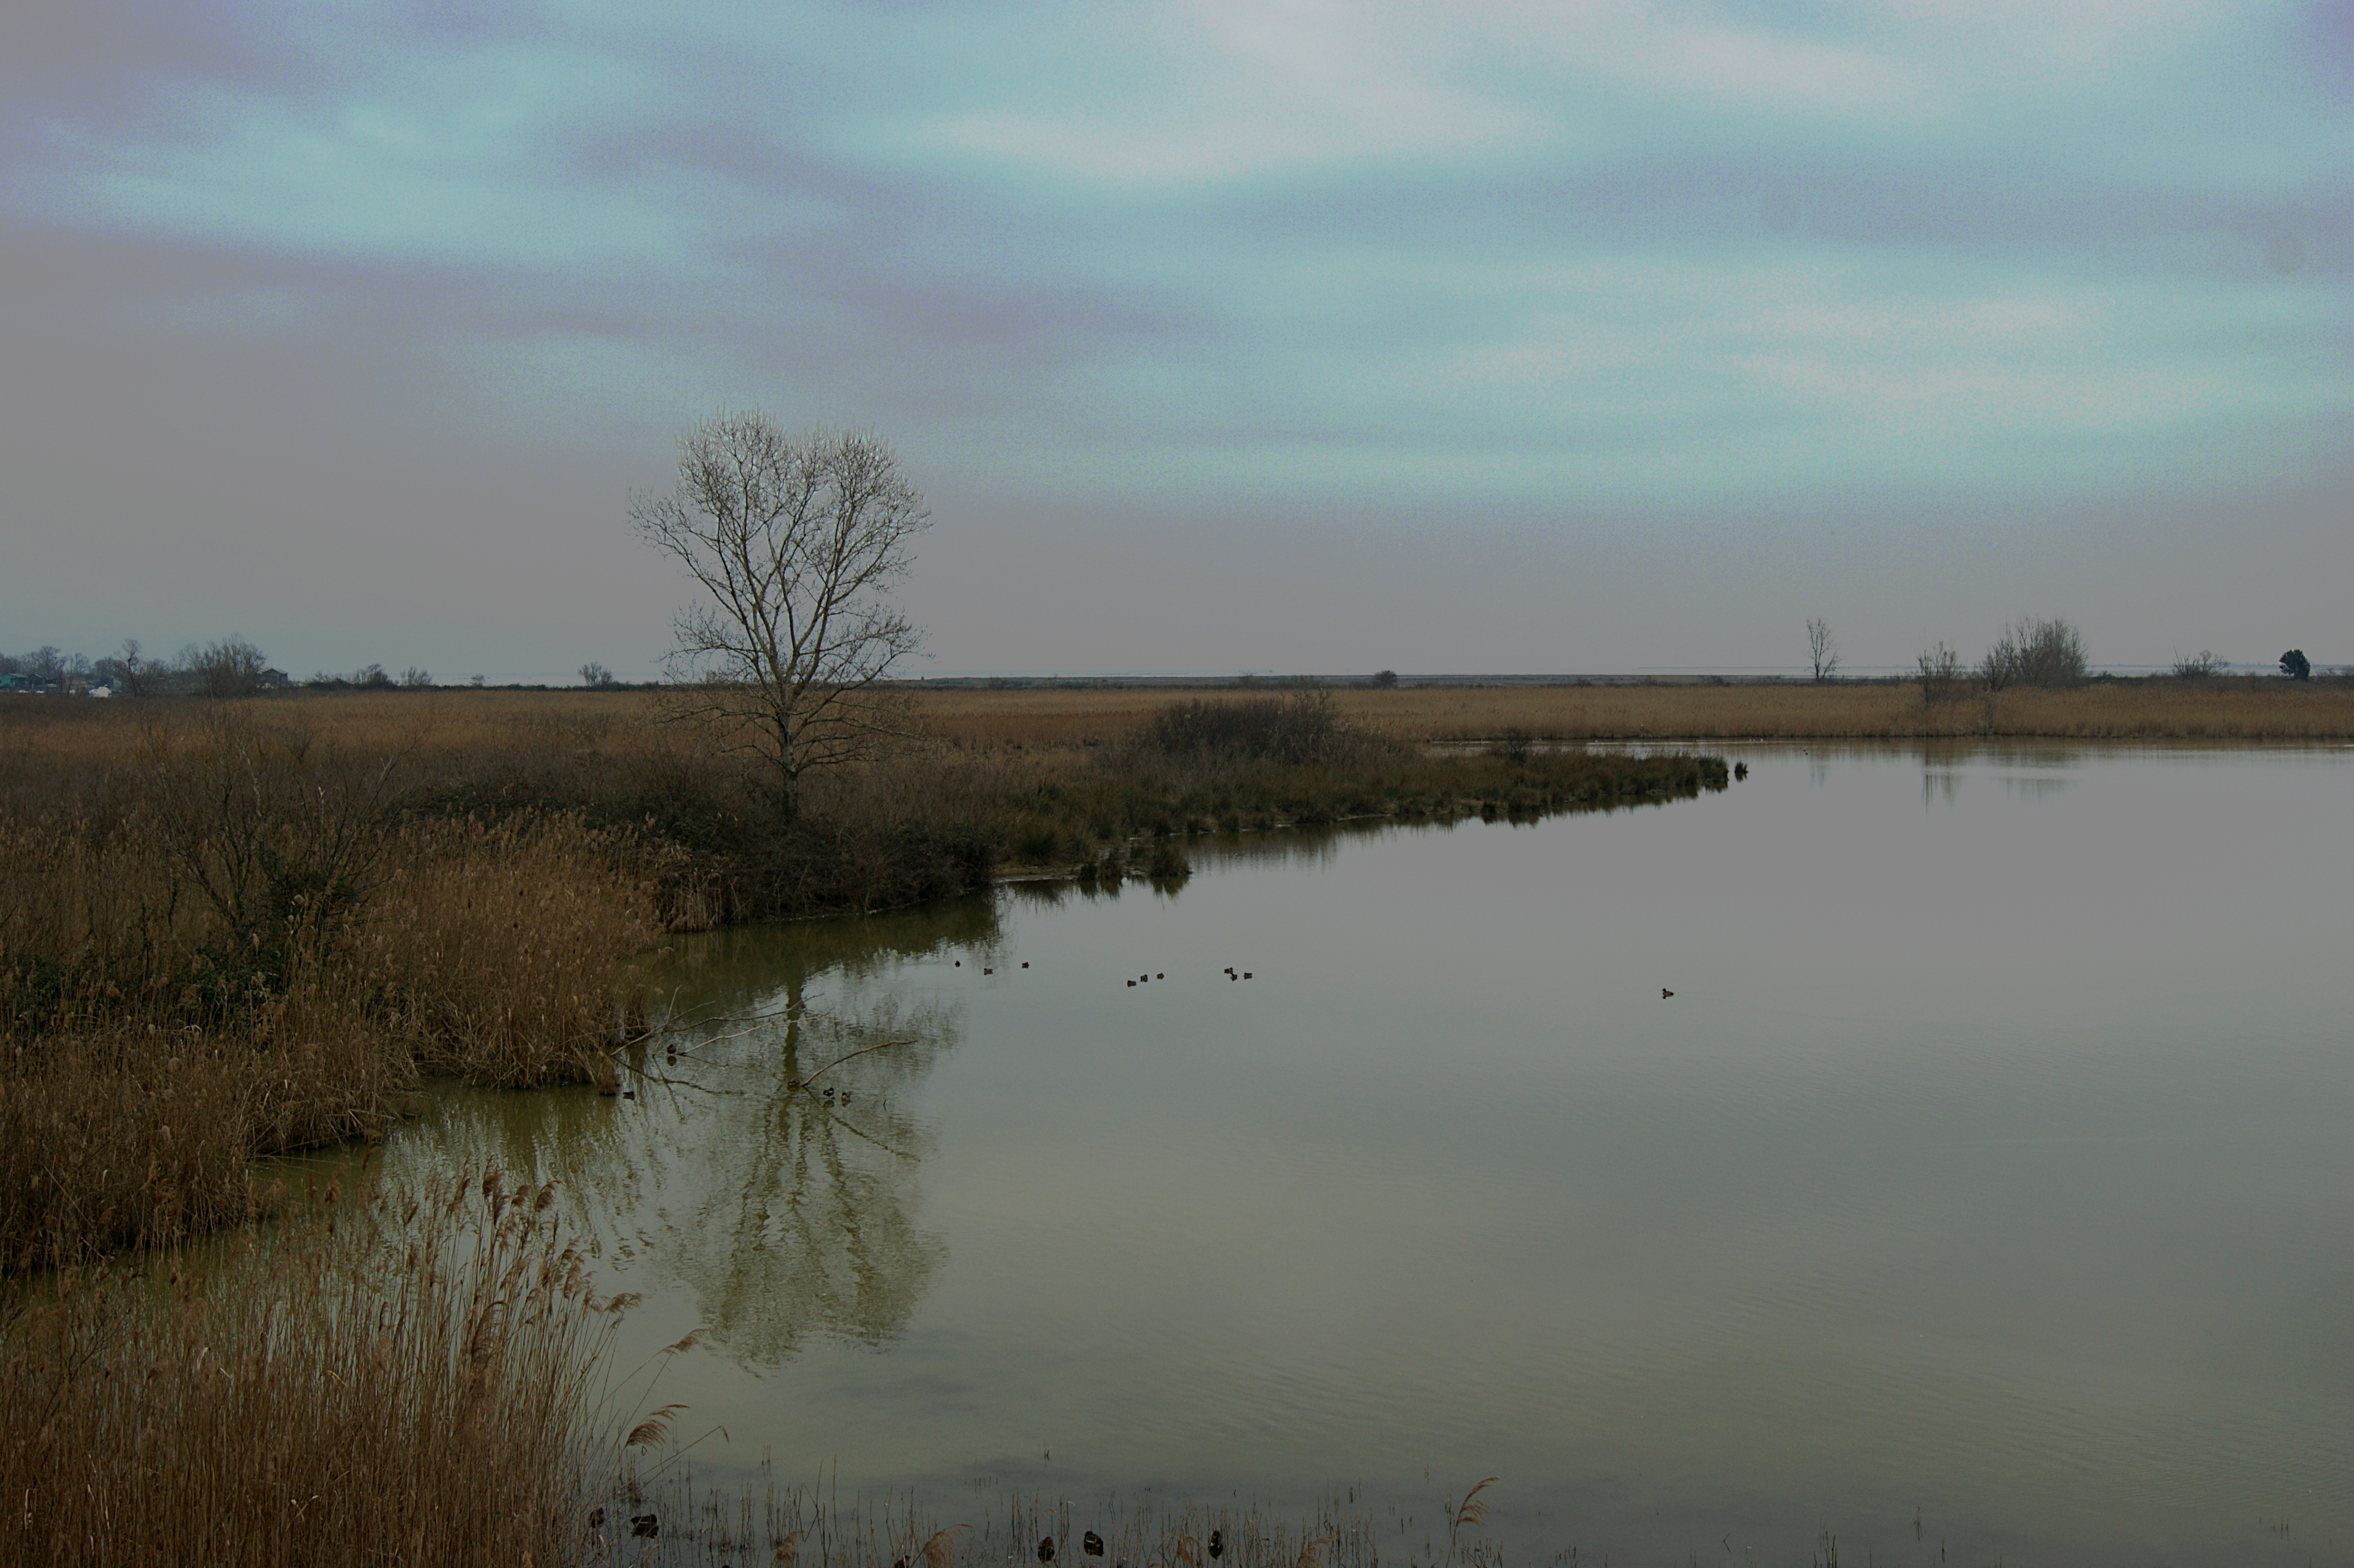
[
  {"xmin": 951, "ymin": 958, "xmax": 1256, "ymax": 986},
  {"xmin": 1128, "ymin": 968, "xmax": 1251, "ymax": 987},
  {"xmin": 951, "ymin": 958, "xmax": 1672, "ymax": 993},
  {"xmin": 1027, "ymin": 1528, "xmax": 1224, "ymax": 1568}
]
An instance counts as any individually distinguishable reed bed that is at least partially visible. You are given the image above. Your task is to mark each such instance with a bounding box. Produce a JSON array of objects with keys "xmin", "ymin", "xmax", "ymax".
[
  {"xmin": 0, "ymin": 707, "xmax": 662, "ymax": 1268},
  {"xmin": 0, "ymin": 1166, "xmax": 623, "ymax": 1568}
]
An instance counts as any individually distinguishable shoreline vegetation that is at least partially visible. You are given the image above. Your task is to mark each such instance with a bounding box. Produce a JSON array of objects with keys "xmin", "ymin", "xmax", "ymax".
[
  {"xmin": 1, "ymin": 687, "xmax": 1729, "ymax": 1265},
  {"xmin": 3, "ymin": 675, "xmax": 2333, "ymax": 1564}
]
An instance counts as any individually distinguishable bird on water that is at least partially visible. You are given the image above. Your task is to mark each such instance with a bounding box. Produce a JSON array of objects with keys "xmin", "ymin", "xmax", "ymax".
[
  {"xmin": 1039, "ymin": 1536, "xmax": 1057, "ymax": 1565},
  {"xmin": 1084, "ymin": 1531, "xmax": 1105, "ymax": 1558}
]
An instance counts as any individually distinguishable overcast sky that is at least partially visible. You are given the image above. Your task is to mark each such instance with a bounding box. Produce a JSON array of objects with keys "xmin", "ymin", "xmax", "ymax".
[{"xmin": 4, "ymin": 1, "xmax": 2347, "ymax": 678}]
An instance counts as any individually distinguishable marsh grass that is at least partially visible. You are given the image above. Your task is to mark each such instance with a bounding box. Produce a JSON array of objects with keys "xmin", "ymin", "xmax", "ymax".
[
  {"xmin": 0, "ymin": 1166, "xmax": 623, "ymax": 1568},
  {"xmin": 0, "ymin": 707, "xmax": 662, "ymax": 1267}
]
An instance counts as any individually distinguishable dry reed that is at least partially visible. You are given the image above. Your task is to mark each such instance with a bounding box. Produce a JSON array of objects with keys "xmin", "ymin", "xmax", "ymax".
[
  {"xmin": 0, "ymin": 1166, "xmax": 623, "ymax": 1567},
  {"xmin": 0, "ymin": 706, "xmax": 662, "ymax": 1267}
]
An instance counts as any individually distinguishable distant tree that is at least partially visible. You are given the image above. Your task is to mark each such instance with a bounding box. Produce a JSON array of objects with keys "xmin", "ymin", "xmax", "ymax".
[
  {"xmin": 399, "ymin": 667, "xmax": 434, "ymax": 689},
  {"xmin": 1805, "ymin": 616, "xmax": 1841, "ymax": 683},
  {"xmin": 579, "ymin": 661, "xmax": 615, "ymax": 688},
  {"xmin": 352, "ymin": 663, "xmax": 394, "ymax": 690},
  {"xmin": 1371, "ymin": 669, "xmax": 1399, "ymax": 689},
  {"xmin": 191, "ymin": 637, "xmax": 269, "ymax": 699},
  {"xmin": 1980, "ymin": 616, "xmax": 2086, "ymax": 690},
  {"xmin": 631, "ymin": 411, "xmax": 930, "ymax": 823},
  {"xmin": 2280, "ymin": 648, "xmax": 2312, "ymax": 681},
  {"xmin": 470, "ymin": 673, "xmax": 487, "ymax": 687},
  {"xmin": 1917, "ymin": 641, "xmax": 1964, "ymax": 704},
  {"xmin": 2171, "ymin": 649, "xmax": 2224, "ymax": 678},
  {"xmin": 101, "ymin": 639, "xmax": 158, "ymax": 697}
]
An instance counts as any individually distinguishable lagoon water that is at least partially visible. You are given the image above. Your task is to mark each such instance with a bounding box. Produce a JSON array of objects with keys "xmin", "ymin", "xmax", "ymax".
[{"xmin": 383, "ymin": 743, "xmax": 2353, "ymax": 1566}]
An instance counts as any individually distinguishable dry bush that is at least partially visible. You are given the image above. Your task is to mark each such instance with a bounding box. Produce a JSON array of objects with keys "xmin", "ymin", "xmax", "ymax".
[
  {"xmin": 0, "ymin": 1167, "xmax": 623, "ymax": 1568},
  {"xmin": 1141, "ymin": 690, "xmax": 1386, "ymax": 767}
]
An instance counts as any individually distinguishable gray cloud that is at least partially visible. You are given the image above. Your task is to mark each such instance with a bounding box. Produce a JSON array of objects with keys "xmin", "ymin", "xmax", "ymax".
[{"xmin": 3, "ymin": 0, "xmax": 2348, "ymax": 677}]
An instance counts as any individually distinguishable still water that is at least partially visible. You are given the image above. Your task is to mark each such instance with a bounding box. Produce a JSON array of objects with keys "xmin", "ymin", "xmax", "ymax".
[{"xmin": 383, "ymin": 743, "xmax": 2353, "ymax": 1566}]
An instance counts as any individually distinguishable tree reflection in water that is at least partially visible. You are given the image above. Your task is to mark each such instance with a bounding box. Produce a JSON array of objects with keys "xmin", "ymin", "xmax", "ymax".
[{"xmin": 386, "ymin": 893, "xmax": 1002, "ymax": 1365}]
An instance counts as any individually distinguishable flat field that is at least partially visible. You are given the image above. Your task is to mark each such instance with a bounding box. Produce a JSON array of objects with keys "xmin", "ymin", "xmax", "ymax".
[
  {"xmin": 909, "ymin": 676, "xmax": 2354, "ymax": 744},
  {"xmin": 12, "ymin": 675, "xmax": 2345, "ymax": 762}
]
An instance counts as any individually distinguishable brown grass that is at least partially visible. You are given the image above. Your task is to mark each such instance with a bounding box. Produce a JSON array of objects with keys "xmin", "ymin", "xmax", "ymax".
[
  {"xmin": 909, "ymin": 677, "xmax": 2354, "ymax": 744},
  {"xmin": 0, "ymin": 705, "xmax": 662, "ymax": 1268},
  {"xmin": 0, "ymin": 1167, "xmax": 623, "ymax": 1568}
]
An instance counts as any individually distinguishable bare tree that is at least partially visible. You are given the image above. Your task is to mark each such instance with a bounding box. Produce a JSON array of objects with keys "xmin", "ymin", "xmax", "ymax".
[
  {"xmin": 1917, "ymin": 641, "xmax": 1963, "ymax": 703},
  {"xmin": 109, "ymin": 639, "xmax": 156, "ymax": 698},
  {"xmin": 578, "ymin": 661, "xmax": 615, "ymax": 688},
  {"xmin": 1806, "ymin": 616, "xmax": 1841, "ymax": 683},
  {"xmin": 631, "ymin": 411, "xmax": 930, "ymax": 823},
  {"xmin": 192, "ymin": 637, "xmax": 269, "ymax": 699}
]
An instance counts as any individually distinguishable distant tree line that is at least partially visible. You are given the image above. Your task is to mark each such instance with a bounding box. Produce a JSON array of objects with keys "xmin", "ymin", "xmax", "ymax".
[
  {"xmin": 0, "ymin": 638, "xmax": 292, "ymax": 697},
  {"xmin": 0, "ymin": 639, "xmax": 652, "ymax": 697}
]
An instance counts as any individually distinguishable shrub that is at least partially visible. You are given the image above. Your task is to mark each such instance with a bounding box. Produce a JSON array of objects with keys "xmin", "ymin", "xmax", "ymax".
[
  {"xmin": 1917, "ymin": 642, "xmax": 1964, "ymax": 704},
  {"xmin": 1141, "ymin": 690, "xmax": 1385, "ymax": 768},
  {"xmin": 2281, "ymin": 649, "xmax": 2312, "ymax": 681},
  {"xmin": 1980, "ymin": 617, "xmax": 2087, "ymax": 689}
]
